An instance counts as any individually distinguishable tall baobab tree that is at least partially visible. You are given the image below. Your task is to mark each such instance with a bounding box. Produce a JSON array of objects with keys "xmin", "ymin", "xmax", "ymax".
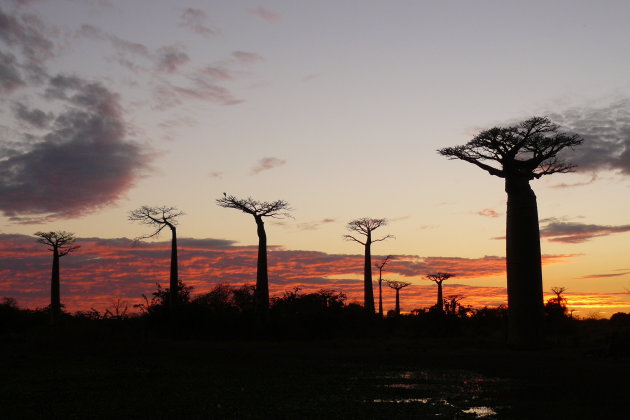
[
  {"xmin": 426, "ymin": 272, "xmax": 455, "ymax": 313},
  {"xmin": 375, "ymin": 255, "xmax": 392, "ymax": 317},
  {"xmin": 344, "ymin": 218, "xmax": 393, "ymax": 313},
  {"xmin": 216, "ymin": 194, "xmax": 291, "ymax": 318},
  {"xmin": 438, "ymin": 116, "xmax": 582, "ymax": 347},
  {"xmin": 34, "ymin": 231, "xmax": 79, "ymax": 325},
  {"xmin": 129, "ymin": 206, "xmax": 183, "ymax": 310},
  {"xmin": 549, "ymin": 286, "xmax": 568, "ymax": 308},
  {"xmin": 385, "ymin": 280, "xmax": 411, "ymax": 316}
]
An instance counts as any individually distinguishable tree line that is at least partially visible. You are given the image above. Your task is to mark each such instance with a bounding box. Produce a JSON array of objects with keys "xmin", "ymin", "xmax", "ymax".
[{"xmin": 27, "ymin": 116, "xmax": 584, "ymax": 349}]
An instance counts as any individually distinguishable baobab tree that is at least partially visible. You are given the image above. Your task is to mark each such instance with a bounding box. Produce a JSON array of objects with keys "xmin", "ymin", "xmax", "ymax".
[
  {"xmin": 385, "ymin": 280, "xmax": 411, "ymax": 316},
  {"xmin": 129, "ymin": 206, "xmax": 183, "ymax": 310},
  {"xmin": 426, "ymin": 272, "xmax": 455, "ymax": 313},
  {"xmin": 550, "ymin": 286, "xmax": 568, "ymax": 307},
  {"xmin": 375, "ymin": 255, "xmax": 392, "ymax": 316},
  {"xmin": 216, "ymin": 194, "xmax": 291, "ymax": 318},
  {"xmin": 34, "ymin": 231, "xmax": 79, "ymax": 325},
  {"xmin": 344, "ymin": 218, "xmax": 393, "ymax": 313},
  {"xmin": 438, "ymin": 116, "xmax": 582, "ymax": 347}
]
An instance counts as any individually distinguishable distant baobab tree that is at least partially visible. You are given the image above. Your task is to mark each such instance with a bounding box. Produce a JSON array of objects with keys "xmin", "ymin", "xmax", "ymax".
[
  {"xmin": 375, "ymin": 255, "xmax": 392, "ymax": 316},
  {"xmin": 344, "ymin": 218, "xmax": 393, "ymax": 313},
  {"xmin": 550, "ymin": 286, "xmax": 567, "ymax": 307},
  {"xmin": 129, "ymin": 206, "xmax": 183, "ymax": 310},
  {"xmin": 438, "ymin": 116, "xmax": 582, "ymax": 348},
  {"xmin": 216, "ymin": 194, "xmax": 291, "ymax": 318},
  {"xmin": 426, "ymin": 272, "xmax": 454, "ymax": 313},
  {"xmin": 385, "ymin": 280, "xmax": 411, "ymax": 316},
  {"xmin": 34, "ymin": 231, "xmax": 79, "ymax": 325}
]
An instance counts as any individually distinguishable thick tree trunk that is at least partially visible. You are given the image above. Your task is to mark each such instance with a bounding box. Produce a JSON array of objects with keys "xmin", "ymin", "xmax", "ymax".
[
  {"xmin": 363, "ymin": 236, "xmax": 375, "ymax": 313},
  {"xmin": 378, "ymin": 279, "xmax": 383, "ymax": 317},
  {"xmin": 169, "ymin": 225, "xmax": 179, "ymax": 309},
  {"xmin": 255, "ymin": 216, "xmax": 269, "ymax": 317},
  {"xmin": 436, "ymin": 281, "xmax": 443, "ymax": 312},
  {"xmin": 395, "ymin": 289, "xmax": 400, "ymax": 315},
  {"xmin": 505, "ymin": 176, "xmax": 544, "ymax": 348},
  {"xmin": 50, "ymin": 247, "xmax": 61, "ymax": 325}
]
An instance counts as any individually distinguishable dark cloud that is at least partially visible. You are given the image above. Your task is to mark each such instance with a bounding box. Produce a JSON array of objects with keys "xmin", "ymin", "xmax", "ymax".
[
  {"xmin": 12, "ymin": 102, "xmax": 53, "ymax": 128},
  {"xmin": 579, "ymin": 271, "xmax": 630, "ymax": 280},
  {"xmin": 250, "ymin": 157, "xmax": 286, "ymax": 175},
  {"xmin": 550, "ymin": 100, "xmax": 630, "ymax": 176},
  {"xmin": 179, "ymin": 8, "xmax": 218, "ymax": 37},
  {"xmin": 0, "ymin": 75, "xmax": 151, "ymax": 222},
  {"xmin": 0, "ymin": 49, "xmax": 24, "ymax": 92},
  {"xmin": 155, "ymin": 44, "xmax": 190, "ymax": 73},
  {"xmin": 0, "ymin": 7, "xmax": 54, "ymax": 64},
  {"xmin": 247, "ymin": 7, "xmax": 281, "ymax": 22},
  {"xmin": 540, "ymin": 219, "xmax": 630, "ymax": 243}
]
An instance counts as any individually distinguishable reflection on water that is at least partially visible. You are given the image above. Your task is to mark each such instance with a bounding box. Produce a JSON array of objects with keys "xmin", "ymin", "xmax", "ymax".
[{"xmin": 369, "ymin": 369, "xmax": 506, "ymax": 418}]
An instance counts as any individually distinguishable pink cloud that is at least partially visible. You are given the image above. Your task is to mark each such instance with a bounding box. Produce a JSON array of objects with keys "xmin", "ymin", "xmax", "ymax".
[{"xmin": 247, "ymin": 7, "xmax": 281, "ymax": 22}]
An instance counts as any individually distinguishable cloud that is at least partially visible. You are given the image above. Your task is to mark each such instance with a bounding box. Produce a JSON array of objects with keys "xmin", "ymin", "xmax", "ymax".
[
  {"xmin": 0, "ymin": 75, "xmax": 151, "ymax": 222},
  {"xmin": 179, "ymin": 8, "xmax": 218, "ymax": 37},
  {"xmin": 155, "ymin": 44, "xmax": 190, "ymax": 73},
  {"xmin": 250, "ymin": 157, "xmax": 286, "ymax": 175},
  {"xmin": 0, "ymin": 7, "xmax": 55, "ymax": 64},
  {"xmin": 477, "ymin": 208, "xmax": 501, "ymax": 218},
  {"xmin": 297, "ymin": 218, "xmax": 336, "ymax": 231},
  {"xmin": 0, "ymin": 50, "xmax": 25, "ymax": 92},
  {"xmin": 232, "ymin": 51, "xmax": 264, "ymax": 65},
  {"xmin": 550, "ymin": 100, "xmax": 630, "ymax": 176},
  {"xmin": 540, "ymin": 219, "xmax": 630, "ymax": 243},
  {"xmin": 578, "ymin": 271, "xmax": 630, "ymax": 280},
  {"xmin": 247, "ymin": 7, "xmax": 281, "ymax": 22},
  {"xmin": 0, "ymin": 234, "xmax": 579, "ymax": 313},
  {"xmin": 12, "ymin": 102, "xmax": 53, "ymax": 128}
]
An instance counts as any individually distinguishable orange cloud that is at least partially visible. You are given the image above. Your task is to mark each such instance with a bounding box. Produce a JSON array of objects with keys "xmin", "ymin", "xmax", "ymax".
[{"xmin": 0, "ymin": 234, "xmax": 578, "ymax": 314}]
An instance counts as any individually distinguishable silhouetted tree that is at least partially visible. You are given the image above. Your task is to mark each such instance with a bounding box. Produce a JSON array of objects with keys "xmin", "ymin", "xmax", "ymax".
[
  {"xmin": 550, "ymin": 287, "xmax": 567, "ymax": 307},
  {"xmin": 216, "ymin": 194, "xmax": 291, "ymax": 319},
  {"xmin": 438, "ymin": 117, "xmax": 582, "ymax": 347},
  {"xmin": 545, "ymin": 286, "xmax": 569, "ymax": 319},
  {"xmin": 129, "ymin": 206, "xmax": 183, "ymax": 311},
  {"xmin": 344, "ymin": 218, "xmax": 393, "ymax": 313},
  {"xmin": 426, "ymin": 272, "xmax": 455, "ymax": 313},
  {"xmin": 385, "ymin": 280, "xmax": 411, "ymax": 315},
  {"xmin": 443, "ymin": 294, "xmax": 470, "ymax": 317},
  {"xmin": 375, "ymin": 255, "xmax": 392, "ymax": 317},
  {"xmin": 34, "ymin": 231, "xmax": 79, "ymax": 325}
]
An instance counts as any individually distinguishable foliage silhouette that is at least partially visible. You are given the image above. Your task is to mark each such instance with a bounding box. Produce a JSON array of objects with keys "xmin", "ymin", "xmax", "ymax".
[
  {"xmin": 129, "ymin": 206, "xmax": 184, "ymax": 311},
  {"xmin": 34, "ymin": 231, "xmax": 79, "ymax": 326},
  {"xmin": 344, "ymin": 218, "xmax": 393, "ymax": 313},
  {"xmin": 216, "ymin": 194, "xmax": 291, "ymax": 320},
  {"xmin": 438, "ymin": 116, "xmax": 582, "ymax": 348}
]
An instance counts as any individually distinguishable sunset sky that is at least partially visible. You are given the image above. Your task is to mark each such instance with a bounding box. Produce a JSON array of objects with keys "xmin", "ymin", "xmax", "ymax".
[{"xmin": 1, "ymin": 0, "xmax": 630, "ymax": 317}]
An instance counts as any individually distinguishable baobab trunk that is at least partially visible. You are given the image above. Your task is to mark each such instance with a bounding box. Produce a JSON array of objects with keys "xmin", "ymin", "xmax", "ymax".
[
  {"xmin": 394, "ymin": 289, "xmax": 400, "ymax": 315},
  {"xmin": 363, "ymin": 234, "xmax": 375, "ymax": 313},
  {"xmin": 50, "ymin": 247, "xmax": 61, "ymax": 324},
  {"xmin": 255, "ymin": 216, "xmax": 269, "ymax": 316},
  {"xmin": 436, "ymin": 281, "xmax": 443, "ymax": 313},
  {"xmin": 169, "ymin": 225, "xmax": 179, "ymax": 309},
  {"xmin": 378, "ymin": 280, "xmax": 383, "ymax": 316},
  {"xmin": 505, "ymin": 176, "xmax": 544, "ymax": 348}
]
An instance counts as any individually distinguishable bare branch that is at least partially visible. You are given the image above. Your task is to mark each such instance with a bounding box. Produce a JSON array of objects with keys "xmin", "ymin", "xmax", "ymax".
[
  {"xmin": 34, "ymin": 231, "xmax": 79, "ymax": 255},
  {"xmin": 375, "ymin": 255, "xmax": 393, "ymax": 270},
  {"xmin": 385, "ymin": 280, "xmax": 412, "ymax": 290},
  {"xmin": 216, "ymin": 194, "xmax": 292, "ymax": 219},
  {"xmin": 343, "ymin": 234, "xmax": 366, "ymax": 245},
  {"xmin": 372, "ymin": 234, "xmax": 395, "ymax": 243},
  {"xmin": 129, "ymin": 205, "xmax": 183, "ymax": 240}
]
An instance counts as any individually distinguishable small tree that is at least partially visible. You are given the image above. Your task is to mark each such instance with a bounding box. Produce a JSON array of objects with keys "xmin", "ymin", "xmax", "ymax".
[
  {"xmin": 426, "ymin": 272, "xmax": 455, "ymax": 313},
  {"xmin": 34, "ymin": 231, "xmax": 79, "ymax": 325},
  {"xmin": 375, "ymin": 255, "xmax": 392, "ymax": 317},
  {"xmin": 344, "ymin": 218, "xmax": 393, "ymax": 313},
  {"xmin": 385, "ymin": 280, "xmax": 411, "ymax": 315},
  {"xmin": 129, "ymin": 206, "xmax": 183, "ymax": 311},
  {"xmin": 216, "ymin": 194, "xmax": 291, "ymax": 319},
  {"xmin": 438, "ymin": 117, "xmax": 582, "ymax": 347}
]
